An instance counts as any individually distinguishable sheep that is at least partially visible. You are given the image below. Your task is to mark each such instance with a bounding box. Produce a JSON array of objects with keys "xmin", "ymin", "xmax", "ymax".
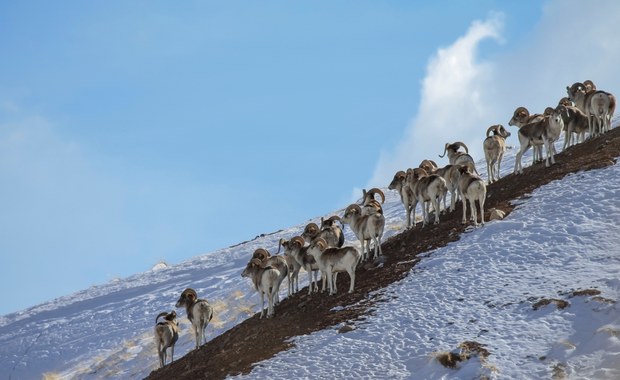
[
  {"xmin": 457, "ymin": 165, "xmax": 486, "ymax": 227},
  {"xmin": 566, "ymin": 82, "xmax": 616, "ymax": 137},
  {"xmin": 513, "ymin": 110, "xmax": 563, "ymax": 174},
  {"xmin": 406, "ymin": 167, "xmax": 448, "ymax": 227},
  {"xmin": 154, "ymin": 311, "xmax": 179, "ymax": 368},
  {"xmin": 276, "ymin": 238, "xmax": 302, "ymax": 295},
  {"xmin": 508, "ymin": 106, "xmax": 545, "ymax": 163},
  {"xmin": 388, "ymin": 170, "xmax": 415, "ymax": 228},
  {"xmin": 241, "ymin": 258, "xmax": 282, "ymax": 318},
  {"xmin": 438, "ymin": 141, "xmax": 479, "ymax": 175},
  {"xmin": 251, "ymin": 249, "xmax": 289, "ymax": 303},
  {"xmin": 306, "ymin": 238, "xmax": 361, "ymax": 295},
  {"xmin": 483, "ymin": 124, "xmax": 511, "ymax": 184},
  {"xmin": 559, "ymin": 105, "xmax": 590, "ymax": 149},
  {"xmin": 589, "ymin": 91, "xmax": 612, "ymax": 136},
  {"xmin": 278, "ymin": 236, "xmax": 322, "ymax": 295},
  {"xmin": 175, "ymin": 288, "xmax": 214, "ymax": 349},
  {"xmin": 341, "ymin": 203, "xmax": 385, "ymax": 262},
  {"xmin": 433, "ymin": 164, "xmax": 462, "ymax": 213},
  {"xmin": 361, "ymin": 188, "xmax": 385, "ymax": 216}
]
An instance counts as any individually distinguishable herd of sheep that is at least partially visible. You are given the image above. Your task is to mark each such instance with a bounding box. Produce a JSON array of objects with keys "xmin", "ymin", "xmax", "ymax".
[{"xmin": 153, "ymin": 80, "xmax": 615, "ymax": 369}]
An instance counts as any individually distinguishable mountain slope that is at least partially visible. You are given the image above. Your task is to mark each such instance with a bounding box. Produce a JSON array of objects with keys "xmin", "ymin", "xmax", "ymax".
[
  {"xmin": 1, "ymin": 126, "xmax": 619, "ymax": 380},
  {"xmin": 146, "ymin": 127, "xmax": 620, "ymax": 379}
]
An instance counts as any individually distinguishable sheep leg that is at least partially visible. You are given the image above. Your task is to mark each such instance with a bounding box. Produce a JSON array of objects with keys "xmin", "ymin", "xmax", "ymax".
[
  {"xmin": 479, "ymin": 195, "xmax": 485, "ymax": 226},
  {"xmin": 348, "ymin": 268, "xmax": 355, "ymax": 293},
  {"xmin": 159, "ymin": 343, "xmax": 165, "ymax": 368},
  {"xmin": 469, "ymin": 197, "xmax": 477, "ymax": 226},
  {"xmin": 326, "ymin": 267, "xmax": 334, "ymax": 295},
  {"xmin": 332, "ymin": 271, "xmax": 339, "ymax": 294},
  {"xmin": 267, "ymin": 287, "xmax": 274, "ymax": 318},
  {"xmin": 461, "ymin": 190, "xmax": 468, "ymax": 225},
  {"xmin": 260, "ymin": 291, "xmax": 266, "ymax": 318}
]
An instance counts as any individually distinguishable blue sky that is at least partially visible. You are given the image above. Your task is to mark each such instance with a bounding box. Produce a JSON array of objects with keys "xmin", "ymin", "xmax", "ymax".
[{"xmin": 1, "ymin": 1, "xmax": 619, "ymax": 315}]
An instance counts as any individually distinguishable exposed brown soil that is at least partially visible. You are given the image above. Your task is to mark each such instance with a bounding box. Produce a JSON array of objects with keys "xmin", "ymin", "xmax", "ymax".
[{"xmin": 146, "ymin": 128, "xmax": 620, "ymax": 380}]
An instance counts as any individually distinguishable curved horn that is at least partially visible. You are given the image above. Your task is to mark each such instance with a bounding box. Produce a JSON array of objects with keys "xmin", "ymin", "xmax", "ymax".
[
  {"xmin": 252, "ymin": 248, "xmax": 270, "ymax": 261},
  {"xmin": 291, "ymin": 236, "xmax": 305, "ymax": 247},
  {"xmin": 277, "ymin": 238, "xmax": 287, "ymax": 254},
  {"xmin": 156, "ymin": 311, "xmax": 169, "ymax": 324},
  {"xmin": 304, "ymin": 222, "xmax": 319, "ymax": 235},
  {"xmin": 315, "ymin": 237, "xmax": 328, "ymax": 251},
  {"xmin": 367, "ymin": 188, "xmax": 385, "ymax": 204},
  {"xmin": 497, "ymin": 124, "xmax": 509, "ymax": 137},
  {"xmin": 180, "ymin": 288, "xmax": 198, "ymax": 302},
  {"xmin": 486, "ymin": 125, "xmax": 498, "ymax": 137},
  {"xmin": 454, "ymin": 141, "xmax": 469, "ymax": 154},
  {"xmin": 327, "ymin": 215, "xmax": 341, "ymax": 223},
  {"xmin": 515, "ymin": 106, "xmax": 530, "ymax": 118},
  {"xmin": 250, "ymin": 258, "xmax": 263, "ymax": 267},
  {"xmin": 438, "ymin": 143, "xmax": 449, "ymax": 158},
  {"xmin": 395, "ymin": 170, "xmax": 407, "ymax": 180},
  {"xmin": 584, "ymin": 79, "xmax": 596, "ymax": 92},
  {"xmin": 543, "ymin": 107, "xmax": 554, "ymax": 117},
  {"xmin": 345, "ymin": 204, "xmax": 362, "ymax": 215}
]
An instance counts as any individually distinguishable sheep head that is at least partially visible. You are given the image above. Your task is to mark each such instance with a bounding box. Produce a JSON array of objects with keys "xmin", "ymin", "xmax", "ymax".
[
  {"xmin": 156, "ymin": 310, "xmax": 177, "ymax": 324},
  {"xmin": 388, "ymin": 170, "xmax": 407, "ymax": 190},
  {"xmin": 584, "ymin": 79, "xmax": 596, "ymax": 92},
  {"xmin": 320, "ymin": 215, "xmax": 341, "ymax": 229},
  {"xmin": 176, "ymin": 288, "xmax": 198, "ymax": 308}
]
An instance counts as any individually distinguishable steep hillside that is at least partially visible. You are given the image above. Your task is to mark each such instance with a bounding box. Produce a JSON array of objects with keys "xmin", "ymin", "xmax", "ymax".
[{"xmin": 146, "ymin": 128, "xmax": 620, "ymax": 380}]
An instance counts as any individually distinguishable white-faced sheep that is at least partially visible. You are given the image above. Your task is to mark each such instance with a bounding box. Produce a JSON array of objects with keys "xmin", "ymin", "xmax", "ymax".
[{"xmin": 513, "ymin": 109, "xmax": 563, "ymax": 174}]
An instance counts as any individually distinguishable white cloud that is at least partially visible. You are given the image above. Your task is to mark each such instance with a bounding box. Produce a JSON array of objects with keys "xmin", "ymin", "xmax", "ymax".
[
  {"xmin": 368, "ymin": 13, "xmax": 504, "ymax": 188},
  {"xmin": 369, "ymin": 0, "xmax": 620, "ymax": 189}
]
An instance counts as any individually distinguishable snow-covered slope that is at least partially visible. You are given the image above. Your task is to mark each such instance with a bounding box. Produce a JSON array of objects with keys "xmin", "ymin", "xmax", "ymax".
[{"xmin": 1, "ymin": 131, "xmax": 619, "ymax": 379}]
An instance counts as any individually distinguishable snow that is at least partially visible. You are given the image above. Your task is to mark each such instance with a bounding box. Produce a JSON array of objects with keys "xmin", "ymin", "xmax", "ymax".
[{"xmin": 1, "ymin": 130, "xmax": 619, "ymax": 379}]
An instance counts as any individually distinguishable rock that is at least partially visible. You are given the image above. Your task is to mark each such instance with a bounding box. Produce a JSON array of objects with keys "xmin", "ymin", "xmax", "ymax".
[
  {"xmin": 338, "ymin": 324, "xmax": 355, "ymax": 333},
  {"xmin": 489, "ymin": 208, "xmax": 505, "ymax": 221}
]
